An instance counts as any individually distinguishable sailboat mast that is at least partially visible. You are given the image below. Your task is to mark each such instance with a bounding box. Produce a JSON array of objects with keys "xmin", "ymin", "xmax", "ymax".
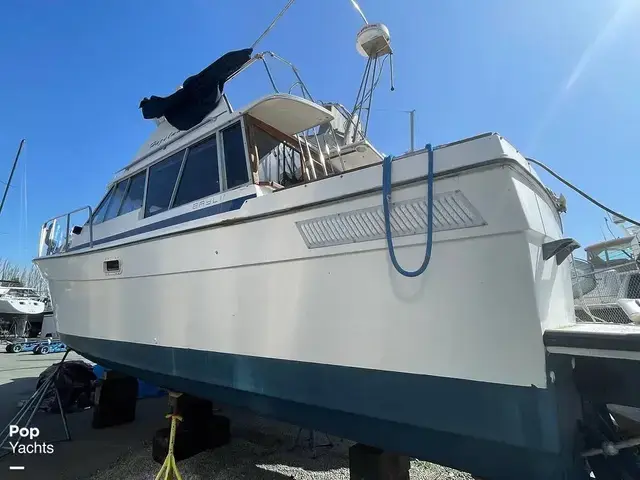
[{"xmin": 0, "ymin": 139, "xmax": 25, "ymax": 216}]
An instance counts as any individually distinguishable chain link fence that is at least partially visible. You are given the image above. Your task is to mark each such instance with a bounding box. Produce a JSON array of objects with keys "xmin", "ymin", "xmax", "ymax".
[{"xmin": 571, "ymin": 255, "xmax": 640, "ymax": 324}]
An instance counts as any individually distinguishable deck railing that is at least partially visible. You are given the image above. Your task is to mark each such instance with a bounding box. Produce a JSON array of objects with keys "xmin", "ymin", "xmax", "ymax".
[
  {"xmin": 571, "ymin": 256, "xmax": 640, "ymax": 324},
  {"xmin": 38, "ymin": 206, "xmax": 93, "ymax": 257},
  {"xmin": 232, "ymin": 51, "xmax": 346, "ymax": 177}
]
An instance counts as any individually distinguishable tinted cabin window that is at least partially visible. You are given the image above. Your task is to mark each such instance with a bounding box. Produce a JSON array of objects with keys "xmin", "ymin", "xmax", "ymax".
[
  {"xmin": 145, "ymin": 151, "xmax": 184, "ymax": 217},
  {"xmin": 103, "ymin": 180, "xmax": 129, "ymax": 222},
  {"xmin": 118, "ymin": 171, "xmax": 146, "ymax": 215},
  {"xmin": 222, "ymin": 122, "xmax": 249, "ymax": 189},
  {"xmin": 173, "ymin": 137, "xmax": 220, "ymax": 207},
  {"xmin": 92, "ymin": 187, "xmax": 114, "ymax": 225}
]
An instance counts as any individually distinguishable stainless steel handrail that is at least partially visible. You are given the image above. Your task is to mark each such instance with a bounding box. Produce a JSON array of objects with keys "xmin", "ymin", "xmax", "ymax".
[{"xmin": 40, "ymin": 205, "xmax": 93, "ymax": 255}]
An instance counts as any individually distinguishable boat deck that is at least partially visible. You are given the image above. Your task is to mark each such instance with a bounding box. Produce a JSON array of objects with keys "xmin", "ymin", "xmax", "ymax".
[
  {"xmin": 545, "ymin": 323, "xmax": 640, "ymax": 410},
  {"xmin": 544, "ymin": 323, "xmax": 640, "ymax": 359}
]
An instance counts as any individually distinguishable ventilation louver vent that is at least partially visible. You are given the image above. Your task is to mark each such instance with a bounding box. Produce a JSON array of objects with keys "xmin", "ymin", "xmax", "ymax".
[{"xmin": 296, "ymin": 190, "xmax": 485, "ymax": 249}]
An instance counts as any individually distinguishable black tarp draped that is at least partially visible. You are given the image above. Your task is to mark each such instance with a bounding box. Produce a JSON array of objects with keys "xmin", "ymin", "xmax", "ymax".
[
  {"xmin": 36, "ymin": 361, "xmax": 96, "ymax": 413},
  {"xmin": 139, "ymin": 48, "xmax": 253, "ymax": 131}
]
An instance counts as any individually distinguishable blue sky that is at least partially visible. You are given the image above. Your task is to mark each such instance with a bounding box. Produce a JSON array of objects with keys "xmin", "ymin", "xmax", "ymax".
[{"xmin": 0, "ymin": 0, "xmax": 639, "ymax": 265}]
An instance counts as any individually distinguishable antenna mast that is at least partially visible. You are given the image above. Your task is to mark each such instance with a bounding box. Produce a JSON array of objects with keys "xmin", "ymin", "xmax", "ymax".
[
  {"xmin": 348, "ymin": 11, "xmax": 394, "ymax": 143},
  {"xmin": 0, "ymin": 139, "xmax": 25, "ymax": 216},
  {"xmin": 349, "ymin": 0, "xmax": 368, "ymax": 23}
]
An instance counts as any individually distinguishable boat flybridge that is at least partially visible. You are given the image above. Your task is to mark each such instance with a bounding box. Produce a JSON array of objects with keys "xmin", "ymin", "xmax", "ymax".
[{"xmin": 33, "ymin": 10, "xmax": 640, "ymax": 480}]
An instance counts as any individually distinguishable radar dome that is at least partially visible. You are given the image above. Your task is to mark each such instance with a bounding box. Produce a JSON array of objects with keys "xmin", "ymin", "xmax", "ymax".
[{"xmin": 356, "ymin": 23, "xmax": 392, "ymax": 58}]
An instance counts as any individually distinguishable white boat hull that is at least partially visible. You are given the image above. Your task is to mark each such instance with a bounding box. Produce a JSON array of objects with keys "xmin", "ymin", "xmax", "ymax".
[
  {"xmin": 0, "ymin": 298, "xmax": 45, "ymax": 316},
  {"xmin": 35, "ymin": 138, "xmax": 579, "ymax": 479},
  {"xmin": 37, "ymin": 159, "xmax": 572, "ymax": 385}
]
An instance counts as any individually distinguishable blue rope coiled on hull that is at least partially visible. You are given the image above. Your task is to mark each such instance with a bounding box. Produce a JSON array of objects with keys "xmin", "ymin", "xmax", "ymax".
[{"xmin": 382, "ymin": 143, "xmax": 434, "ymax": 277}]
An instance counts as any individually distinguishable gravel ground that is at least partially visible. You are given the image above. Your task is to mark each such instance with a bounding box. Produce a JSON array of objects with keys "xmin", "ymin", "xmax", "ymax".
[
  {"xmin": 88, "ymin": 407, "xmax": 474, "ymax": 480},
  {"xmin": 1, "ymin": 351, "xmax": 475, "ymax": 479}
]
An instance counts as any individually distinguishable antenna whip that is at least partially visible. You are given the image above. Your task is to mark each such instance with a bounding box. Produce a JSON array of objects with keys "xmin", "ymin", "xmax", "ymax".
[{"xmin": 251, "ymin": 0, "xmax": 298, "ymax": 50}]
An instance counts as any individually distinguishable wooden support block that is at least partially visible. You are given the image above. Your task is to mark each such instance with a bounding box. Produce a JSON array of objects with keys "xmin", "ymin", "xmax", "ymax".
[
  {"xmin": 349, "ymin": 444, "xmax": 410, "ymax": 480},
  {"xmin": 152, "ymin": 394, "xmax": 231, "ymax": 464},
  {"xmin": 92, "ymin": 372, "xmax": 138, "ymax": 429}
]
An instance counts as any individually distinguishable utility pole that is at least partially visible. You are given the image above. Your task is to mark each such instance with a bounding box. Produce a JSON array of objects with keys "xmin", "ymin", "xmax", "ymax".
[
  {"xmin": 409, "ymin": 110, "xmax": 415, "ymax": 152},
  {"xmin": 0, "ymin": 139, "xmax": 24, "ymax": 216}
]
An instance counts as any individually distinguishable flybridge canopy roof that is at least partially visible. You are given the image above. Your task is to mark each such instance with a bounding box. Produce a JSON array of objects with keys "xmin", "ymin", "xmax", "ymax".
[
  {"xmin": 116, "ymin": 93, "xmax": 334, "ymax": 182},
  {"xmin": 241, "ymin": 94, "xmax": 333, "ymax": 136},
  {"xmin": 584, "ymin": 235, "xmax": 636, "ymax": 252}
]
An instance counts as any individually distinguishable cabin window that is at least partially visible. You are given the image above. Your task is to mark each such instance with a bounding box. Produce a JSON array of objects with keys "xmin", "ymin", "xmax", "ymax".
[
  {"xmin": 144, "ymin": 150, "xmax": 185, "ymax": 217},
  {"xmin": 222, "ymin": 122, "xmax": 249, "ymax": 189},
  {"xmin": 118, "ymin": 171, "xmax": 146, "ymax": 216},
  {"xmin": 92, "ymin": 187, "xmax": 115, "ymax": 225},
  {"xmin": 173, "ymin": 136, "xmax": 220, "ymax": 208},
  {"xmin": 103, "ymin": 179, "xmax": 129, "ymax": 222}
]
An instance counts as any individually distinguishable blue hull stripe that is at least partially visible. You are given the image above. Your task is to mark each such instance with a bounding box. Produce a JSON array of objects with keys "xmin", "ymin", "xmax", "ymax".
[
  {"xmin": 61, "ymin": 333, "xmax": 582, "ymax": 480},
  {"xmin": 69, "ymin": 194, "xmax": 256, "ymax": 251}
]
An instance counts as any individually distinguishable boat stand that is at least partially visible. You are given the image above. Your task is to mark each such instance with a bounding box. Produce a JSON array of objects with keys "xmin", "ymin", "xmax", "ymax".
[
  {"xmin": 154, "ymin": 392, "xmax": 184, "ymax": 480},
  {"xmin": 0, "ymin": 315, "xmax": 30, "ymax": 342},
  {"xmin": 291, "ymin": 427, "xmax": 333, "ymax": 458},
  {"xmin": 0, "ymin": 349, "xmax": 72, "ymax": 459}
]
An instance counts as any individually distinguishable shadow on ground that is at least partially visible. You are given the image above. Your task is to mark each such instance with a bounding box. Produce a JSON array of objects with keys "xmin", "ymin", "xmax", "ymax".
[
  {"xmin": 0, "ymin": 349, "xmax": 168, "ymax": 479},
  {"xmin": 89, "ymin": 405, "xmax": 352, "ymax": 480},
  {"xmin": 0, "ymin": 350, "xmax": 350, "ymax": 480}
]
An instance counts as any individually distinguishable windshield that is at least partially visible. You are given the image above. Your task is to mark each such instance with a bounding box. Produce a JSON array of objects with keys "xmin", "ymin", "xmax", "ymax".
[
  {"xmin": 606, "ymin": 247, "xmax": 634, "ymax": 261},
  {"xmin": 587, "ymin": 245, "xmax": 635, "ymax": 267}
]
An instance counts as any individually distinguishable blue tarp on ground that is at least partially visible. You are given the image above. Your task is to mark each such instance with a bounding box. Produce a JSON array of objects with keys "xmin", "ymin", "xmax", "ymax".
[{"xmin": 92, "ymin": 364, "xmax": 166, "ymax": 399}]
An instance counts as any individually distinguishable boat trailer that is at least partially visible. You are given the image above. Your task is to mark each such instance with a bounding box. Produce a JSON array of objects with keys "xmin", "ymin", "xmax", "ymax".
[{"xmin": 4, "ymin": 338, "xmax": 66, "ymax": 354}]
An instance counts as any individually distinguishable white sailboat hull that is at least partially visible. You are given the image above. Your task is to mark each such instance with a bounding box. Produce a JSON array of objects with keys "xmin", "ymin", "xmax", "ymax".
[{"xmin": 0, "ymin": 298, "xmax": 45, "ymax": 316}]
